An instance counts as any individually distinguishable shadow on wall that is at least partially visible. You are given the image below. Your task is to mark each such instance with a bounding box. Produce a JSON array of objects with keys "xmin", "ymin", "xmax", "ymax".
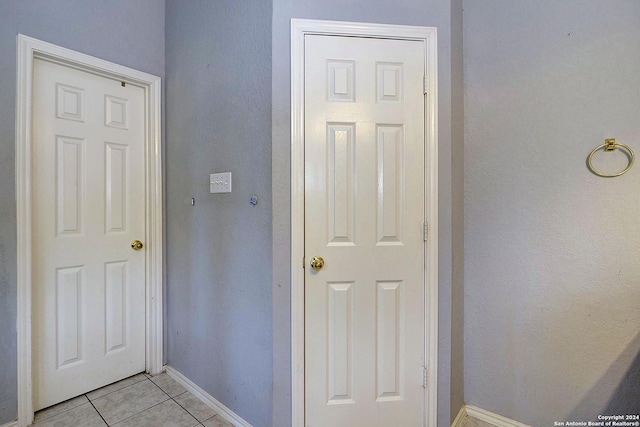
[
  {"xmin": 569, "ymin": 330, "xmax": 640, "ymax": 419},
  {"xmin": 603, "ymin": 332, "xmax": 640, "ymax": 415}
]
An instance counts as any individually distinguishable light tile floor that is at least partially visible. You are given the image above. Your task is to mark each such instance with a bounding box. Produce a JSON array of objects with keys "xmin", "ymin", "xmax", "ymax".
[
  {"xmin": 460, "ymin": 414, "xmax": 494, "ymax": 427},
  {"xmin": 32, "ymin": 373, "xmax": 234, "ymax": 427}
]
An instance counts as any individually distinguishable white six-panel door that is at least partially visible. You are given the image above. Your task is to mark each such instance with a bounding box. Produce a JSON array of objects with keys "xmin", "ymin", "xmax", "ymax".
[
  {"xmin": 304, "ymin": 35, "xmax": 426, "ymax": 426},
  {"xmin": 32, "ymin": 58, "xmax": 146, "ymax": 410}
]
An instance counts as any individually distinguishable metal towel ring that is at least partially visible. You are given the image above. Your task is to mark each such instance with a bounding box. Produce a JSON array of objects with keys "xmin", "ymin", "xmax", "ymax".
[{"xmin": 587, "ymin": 138, "xmax": 635, "ymax": 178}]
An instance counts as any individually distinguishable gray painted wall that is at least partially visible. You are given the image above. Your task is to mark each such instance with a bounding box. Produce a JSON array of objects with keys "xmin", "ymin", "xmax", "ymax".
[
  {"xmin": 464, "ymin": 1, "xmax": 640, "ymax": 424},
  {"xmin": 271, "ymin": 1, "xmax": 459, "ymax": 425},
  {"xmin": 1, "ymin": 2, "xmax": 463, "ymax": 426},
  {"xmin": 164, "ymin": 1, "xmax": 273, "ymax": 426},
  {"xmin": 450, "ymin": 0, "xmax": 465, "ymax": 419},
  {"xmin": 0, "ymin": 1, "xmax": 164, "ymax": 424}
]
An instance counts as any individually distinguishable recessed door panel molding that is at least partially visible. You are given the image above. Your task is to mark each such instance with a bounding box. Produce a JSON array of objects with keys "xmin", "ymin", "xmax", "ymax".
[
  {"xmin": 105, "ymin": 142, "xmax": 129, "ymax": 234},
  {"xmin": 376, "ymin": 125, "xmax": 405, "ymax": 245},
  {"xmin": 327, "ymin": 60, "xmax": 355, "ymax": 102},
  {"xmin": 327, "ymin": 281, "xmax": 355, "ymax": 404},
  {"xmin": 376, "ymin": 281, "xmax": 404, "ymax": 401},
  {"xmin": 56, "ymin": 135, "xmax": 85, "ymax": 237},
  {"xmin": 376, "ymin": 63, "xmax": 403, "ymax": 103},
  {"xmin": 105, "ymin": 261, "xmax": 128, "ymax": 354},
  {"xmin": 56, "ymin": 83, "xmax": 85, "ymax": 122},
  {"xmin": 327, "ymin": 123, "xmax": 356, "ymax": 246},
  {"xmin": 105, "ymin": 95, "xmax": 129, "ymax": 129},
  {"xmin": 56, "ymin": 266, "xmax": 84, "ymax": 369}
]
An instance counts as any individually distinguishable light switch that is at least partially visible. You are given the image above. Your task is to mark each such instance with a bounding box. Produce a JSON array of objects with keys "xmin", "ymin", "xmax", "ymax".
[{"xmin": 210, "ymin": 172, "xmax": 232, "ymax": 193}]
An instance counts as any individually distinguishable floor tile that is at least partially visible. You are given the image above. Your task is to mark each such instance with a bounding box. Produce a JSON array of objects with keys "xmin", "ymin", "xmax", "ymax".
[
  {"xmin": 150, "ymin": 373, "xmax": 188, "ymax": 397},
  {"xmin": 112, "ymin": 399, "xmax": 199, "ymax": 427},
  {"xmin": 202, "ymin": 414, "xmax": 235, "ymax": 427},
  {"xmin": 462, "ymin": 415, "xmax": 495, "ymax": 427},
  {"xmin": 174, "ymin": 392, "xmax": 217, "ymax": 422},
  {"xmin": 86, "ymin": 373, "xmax": 148, "ymax": 401},
  {"xmin": 92, "ymin": 379, "xmax": 169, "ymax": 425},
  {"xmin": 34, "ymin": 395, "xmax": 89, "ymax": 423},
  {"xmin": 32, "ymin": 402, "xmax": 106, "ymax": 427}
]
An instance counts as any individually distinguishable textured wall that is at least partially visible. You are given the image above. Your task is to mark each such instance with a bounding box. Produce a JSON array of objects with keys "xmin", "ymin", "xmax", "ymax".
[
  {"xmin": 164, "ymin": 1, "xmax": 273, "ymax": 426},
  {"xmin": 450, "ymin": 0, "xmax": 465, "ymax": 419},
  {"xmin": 1, "ymin": 3, "xmax": 463, "ymax": 426},
  {"xmin": 271, "ymin": 1, "xmax": 457, "ymax": 425},
  {"xmin": 464, "ymin": 1, "xmax": 640, "ymax": 424},
  {"xmin": 0, "ymin": 1, "xmax": 164, "ymax": 424}
]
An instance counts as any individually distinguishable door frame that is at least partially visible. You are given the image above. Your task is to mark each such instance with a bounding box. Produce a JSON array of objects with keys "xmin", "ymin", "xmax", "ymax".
[
  {"xmin": 290, "ymin": 19, "xmax": 439, "ymax": 427},
  {"xmin": 15, "ymin": 34, "xmax": 163, "ymax": 426}
]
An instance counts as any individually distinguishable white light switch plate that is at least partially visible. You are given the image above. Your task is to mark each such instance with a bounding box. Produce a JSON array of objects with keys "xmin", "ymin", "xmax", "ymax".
[{"xmin": 210, "ymin": 172, "xmax": 232, "ymax": 193}]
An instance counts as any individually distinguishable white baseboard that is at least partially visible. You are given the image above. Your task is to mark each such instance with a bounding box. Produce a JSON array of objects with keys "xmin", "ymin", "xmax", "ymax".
[
  {"xmin": 452, "ymin": 404, "xmax": 530, "ymax": 427},
  {"xmin": 1, "ymin": 421, "xmax": 18, "ymax": 427},
  {"xmin": 164, "ymin": 365, "xmax": 252, "ymax": 427},
  {"xmin": 452, "ymin": 405, "xmax": 467, "ymax": 427}
]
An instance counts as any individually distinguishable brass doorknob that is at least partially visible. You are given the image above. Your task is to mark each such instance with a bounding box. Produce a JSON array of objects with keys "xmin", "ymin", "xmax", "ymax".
[
  {"xmin": 131, "ymin": 240, "xmax": 144, "ymax": 250},
  {"xmin": 310, "ymin": 256, "xmax": 325, "ymax": 271}
]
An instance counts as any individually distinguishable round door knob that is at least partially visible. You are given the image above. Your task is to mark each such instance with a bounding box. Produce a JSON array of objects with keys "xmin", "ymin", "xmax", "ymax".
[
  {"xmin": 131, "ymin": 240, "xmax": 144, "ymax": 250},
  {"xmin": 310, "ymin": 256, "xmax": 324, "ymax": 271}
]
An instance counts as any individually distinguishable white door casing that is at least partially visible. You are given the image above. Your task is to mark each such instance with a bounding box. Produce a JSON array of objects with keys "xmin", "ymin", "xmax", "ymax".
[
  {"xmin": 290, "ymin": 20, "xmax": 439, "ymax": 427},
  {"xmin": 304, "ymin": 34, "xmax": 425, "ymax": 426},
  {"xmin": 32, "ymin": 58, "xmax": 146, "ymax": 410},
  {"xmin": 16, "ymin": 35, "xmax": 162, "ymax": 426}
]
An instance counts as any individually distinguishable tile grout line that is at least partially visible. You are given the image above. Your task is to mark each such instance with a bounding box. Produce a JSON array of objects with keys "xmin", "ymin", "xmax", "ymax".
[
  {"xmin": 86, "ymin": 393, "xmax": 110, "ymax": 426},
  {"xmin": 35, "ymin": 374, "xmax": 206, "ymax": 427},
  {"xmin": 106, "ymin": 397, "xmax": 172, "ymax": 426},
  {"xmin": 153, "ymin": 375, "xmax": 224, "ymax": 426},
  {"xmin": 168, "ymin": 394, "xmax": 202, "ymax": 427},
  {"xmin": 86, "ymin": 373, "xmax": 148, "ymax": 402},
  {"xmin": 32, "ymin": 395, "xmax": 91, "ymax": 424},
  {"xmin": 147, "ymin": 376, "xmax": 200, "ymax": 426},
  {"xmin": 99, "ymin": 378, "xmax": 171, "ymax": 426},
  {"xmin": 169, "ymin": 390, "xmax": 206, "ymax": 425}
]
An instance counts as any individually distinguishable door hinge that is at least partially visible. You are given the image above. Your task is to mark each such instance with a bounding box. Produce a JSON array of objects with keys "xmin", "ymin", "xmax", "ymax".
[
  {"xmin": 423, "ymin": 75, "xmax": 428, "ymax": 95},
  {"xmin": 423, "ymin": 222, "xmax": 428, "ymax": 241},
  {"xmin": 422, "ymin": 367, "xmax": 428, "ymax": 388}
]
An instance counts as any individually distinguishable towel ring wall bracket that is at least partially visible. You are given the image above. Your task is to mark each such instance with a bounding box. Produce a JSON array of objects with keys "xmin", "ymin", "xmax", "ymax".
[{"xmin": 587, "ymin": 138, "xmax": 635, "ymax": 178}]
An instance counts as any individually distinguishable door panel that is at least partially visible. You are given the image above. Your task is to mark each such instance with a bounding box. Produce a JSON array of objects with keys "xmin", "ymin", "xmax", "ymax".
[
  {"xmin": 305, "ymin": 35, "xmax": 426, "ymax": 426},
  {"xmin": 32, "ymin": 58, "xmax": 146, "ymax": 410}
]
